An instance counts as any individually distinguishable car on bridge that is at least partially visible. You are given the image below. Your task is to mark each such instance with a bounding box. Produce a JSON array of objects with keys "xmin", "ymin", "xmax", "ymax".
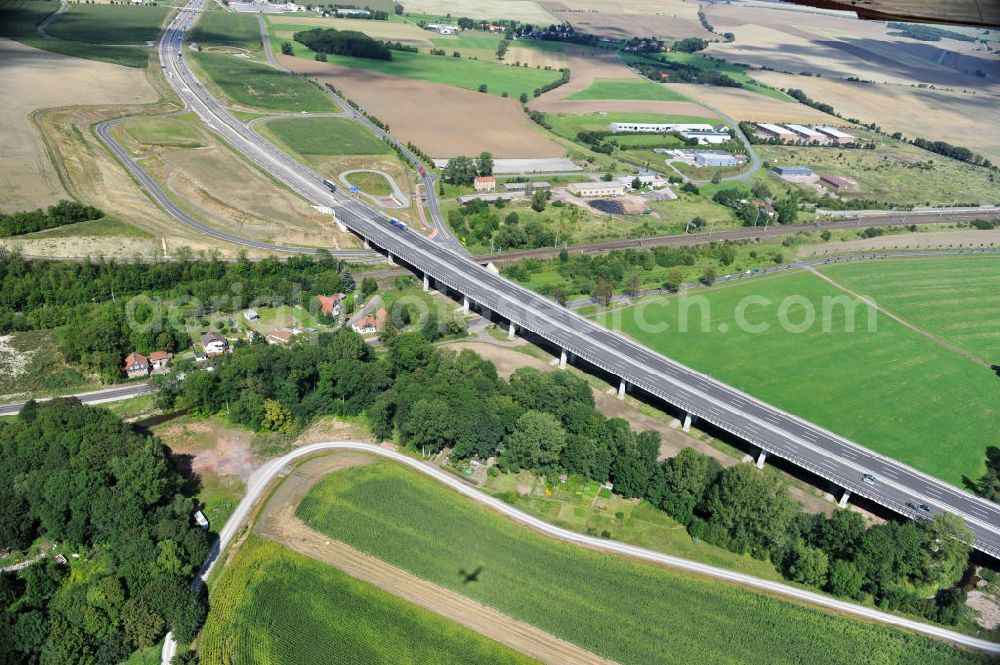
[{"xmin": 863, "ymin": 473, "xmax": 876, "ymax": 486}]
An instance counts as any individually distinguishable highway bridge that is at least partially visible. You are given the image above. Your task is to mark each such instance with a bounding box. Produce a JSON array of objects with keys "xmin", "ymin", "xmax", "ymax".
[{"xmin": 161, "ymin": 0, "xmax": 1000, "ymax": 557}]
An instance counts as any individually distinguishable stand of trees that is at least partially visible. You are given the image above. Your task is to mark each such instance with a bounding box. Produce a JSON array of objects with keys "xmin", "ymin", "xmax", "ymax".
[
  {"xmin": 442, "ymin": 153, "xmax": 493, "ymax": 185},
  {"xmin": 294, "ymin": 27, "xmax": 392, "ymax": 60},
  {"xmin": 0, "ymin": 250, "xmax": 355, "ymax": 380},
  {"xmin": 630, "ymin": 54, "xmax": 741, "ymax": 87},
  {"xmin": 445, "ymin": 198, "xmax": 555, "ymax": 250},
  {"xmin": 672, "ymin": 37, "xmax": 707, "ymax": 53},
  {"xmin": 0, "ymin": 201, "xmax": 103, "ymax": 238},
  {"xmin": 0, "ymin": 399, "xmax": 210, "ymax": 662}
]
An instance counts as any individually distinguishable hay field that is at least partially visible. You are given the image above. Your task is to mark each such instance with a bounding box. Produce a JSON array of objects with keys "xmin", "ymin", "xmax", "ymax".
[
  {"xmin": 399, "ymin": 0, "xmax": 557, "ymax": 23},
  {"xmin": 543, "ymin": 0, "xmax": 711, "ymax": 40},
  {"xmin": 0, "ymin": 37, "xmax": 157, "ymax": 212},
  {"xmin": 663, "ymin": 83, "xmax": 834, "ymax": 123},
  {"xmin": 269, "ymin": 16, "xmax": 435, "ymax": 47},
  {"xmin": 703, "ymin": 3, "xmax": 999, "ymax": 91},
  {"xmin": 753, "ymin": 73, "xmax": 1000, "ymax": 163},
  {"xmin": 277, "ymin": 54, "xmax": 565, "ymax": 158}
]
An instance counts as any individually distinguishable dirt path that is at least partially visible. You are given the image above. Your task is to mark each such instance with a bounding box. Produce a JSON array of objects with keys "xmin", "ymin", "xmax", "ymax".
[
  {"xmin": 255, "ymin": 453, "xmax": 615, "ymax": 665},
  {"xmin": 805, "ymin": 267, "xmax": 991, "ymax": 368}
]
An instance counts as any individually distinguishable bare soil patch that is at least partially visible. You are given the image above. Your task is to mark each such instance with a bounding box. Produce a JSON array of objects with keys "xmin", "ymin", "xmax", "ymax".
[
  {"xmin": 277, "ymin": 54, "xmax": 565, "ymax": 158},
  {"xmin": 752, "ymin": 73, "xmax": 1000, "ymax": 163},
  {"xmin": 543, "ymin": 0, "xmax": 711, "ymax": 40},
  {"xmin": 256, "ymin": 453, "xmax": 613, "ymax": 665},
  {"xmin": 0, "ymin": 37, "xmax": 157, "ymax": 212}
]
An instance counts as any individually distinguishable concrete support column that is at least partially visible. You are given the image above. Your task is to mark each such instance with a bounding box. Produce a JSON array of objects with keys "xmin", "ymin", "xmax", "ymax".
[
  {"xmin": 508, "ymin": 321, "xmax": 517, "ymax": 339},
  {"xmin": 462, "ymin": 295, "xmax": 470, "ymax": 314},
  {"xmin": 387, "ymin": 251, "xmax": 394, "ymax": 262},
  {"xmin": 559, "ymin": 349, "xmax": 567, "ymax": 368},
  {"xmin": 363, "ymin": 238, "xmax": 370, "ymax": 249},
  {"xmin": 422, "ymin": 274, "xmax": 430, "ymax": 292},
  {"xmin": 838, "ymin": 489, "xmax": 852, "ymax": 508},
  {"xmin": 618, "ymin": 379, "xmax": 627, "ymax": 399},
  {"xmin": 755, "ymin": 449, "xmax": 767, "ymax": 469},
  {"xmin": 682, "ymin": 412, "xmax": 693, "ymax": 433}
]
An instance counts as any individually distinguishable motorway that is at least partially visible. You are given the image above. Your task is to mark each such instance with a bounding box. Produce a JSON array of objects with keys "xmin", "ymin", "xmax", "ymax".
[
  {"xmin": 0, "ymin": 383, "xmax": 152, "ymax": 417},
  {"xmin": 161, "ymin": 441, "xmax": 1000, "ymax": 663},
  {"xmin": 162, "ymin": 0, "xmax": 1000, "ymax": 556}
]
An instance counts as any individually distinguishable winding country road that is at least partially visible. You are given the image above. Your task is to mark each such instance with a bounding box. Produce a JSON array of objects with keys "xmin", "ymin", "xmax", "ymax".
[{"xmin": 161, "ymin": 442, "xmax": 1000, "ymax": 663}]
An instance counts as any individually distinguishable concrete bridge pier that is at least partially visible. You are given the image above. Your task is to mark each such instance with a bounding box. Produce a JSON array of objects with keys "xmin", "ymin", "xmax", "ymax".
[
  {"xmin": 838, "ymin": 489, "xmax": 852, "ymax": 508},
  {"xmin": 682, "ymin": 412, "xmax": 695, "ymax": 433},
  {"xmin": 618, "ymin": 379, "xmax": 628, "ymax": 399},
  {"xmin": 462, "ymin": 295, "xmax": 470, "ymax": 313},
  {"xmin": 508, "ymin": 321, "xmax": 517, "ymax": 339},
  {"xmin": 423, "ymin": 274, "xmax": 430, "ymax": 292},
  {"xmin": 388, "ymin": 251, "xmax": 394, "ymax": 262},
  {"xmin": 559, "ymin": 349, "xmax": 568, "ymax": 368},
  {"xmin": 755, "ymin": 449, "xmax": 767, "ymax": 469}
]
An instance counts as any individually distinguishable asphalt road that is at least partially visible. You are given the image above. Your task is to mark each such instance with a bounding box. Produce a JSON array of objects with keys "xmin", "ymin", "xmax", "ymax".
[
  {"xmin": 0, "ymin": 383, "xmax": 152, "ymax": 417},
  {"xmin": 161, "ymin": 441, "xmax": 1000, "ymax": 663},
  {"xmin": 162, "ymin": 0, "xmax": 1000, "ymax": 558}
]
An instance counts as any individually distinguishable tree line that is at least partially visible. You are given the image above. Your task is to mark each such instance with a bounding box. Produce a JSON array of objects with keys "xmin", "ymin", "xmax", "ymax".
[
  {"xmin": 0, "ymin": 250, "xmax": 356, "ymax": 381},
  {"xmin": 0, "ymin": 399, "xmax": 210, "ymax": 663},
  {"xmin": 0, "ymin": 201, "xmax": 103, "ymax": 238},
  {"xmin": 294, "ymin": 27, "xmax": 392, "ymax": 60},
  {"xmin": 157, "ymin": 323, "xmax": 981, "ymax": 631}
]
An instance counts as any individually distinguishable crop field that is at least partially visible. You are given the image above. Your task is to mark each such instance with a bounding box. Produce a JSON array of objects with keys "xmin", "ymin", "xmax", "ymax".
[
  {"xmin": 268, "ymin": 16, "xmax": 434, "ymax": 47},
  {"xmin": 757, "ymin": 142, "xmax": 1000, "ymax": 207},
  {"xmin": 190, "ymin": 51, "xmax": 337, "ymax": 113},
  {"xmin": 568, "ymin": 78, "xmax": 689, "ymax": 102},
  {"xmin": 595, "ymin": 267, "xmax": 999, "ymax": 486},
  {"xmin": 542, "ymin": 0, "xmax": 710, "ymax": 40},
  {"xmin": 0, "ymin": 0, "xmax": 150, "ymax": 67},
  {"xmin": 259, "ymin": 117, "xmax": 389, "ymax": 155},
  {"xmin": 397, "ymin": 0, "xmax": 557, "ymax": 23},
  {"xmin": 191, "ymin": 7, "xmax": 262, "ymax": 52},
  {"xmin": 200, "ymin": 536, "xmax": 537, "ymax": 665},
  {"xmin": 274, "ymin": 33, "xmax": 562, "ymax": 100},
  {"xmin": 626, "ymin": 52, "xmax": 793, "ymax": 102},
  {"xmin": 296, "ymin": 461, "xmax": 989, "ymax": 665},
  {"xmin": 820, "ymin": 257, "xmax": 1000, "ymax": 363},
  {"xmin": 46, "ymin": 3, "xmax": 169, "ymax": 44}
]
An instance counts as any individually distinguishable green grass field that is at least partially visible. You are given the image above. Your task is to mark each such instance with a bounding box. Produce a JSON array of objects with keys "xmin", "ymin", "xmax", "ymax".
[
  {"xmin": 190, "ymin": 51, "xmax": 338, "ymax": 112},
  {"xmin": 191, "ymin": 6, "xmax": 262, "ymax": 52},
  {"xmin": 622, "ymin": 52, "xmax": 792, "ymax": 102},
  {"xmin": 260, "ymin": 117, "xmax": 388, "ymax": 155},
  {"xmin": 0, "ymin": 0, "xmax": 150, "ymax": 67},
  {"xmin": 820, "ymin": 257, "xmax": 1000, "ymax": 364},
  {"xmin": 22, "ymin": 216, "xmax": 154, "ymax": 239},
  {"xmin": 200, "ymin": 536, "xmax": 538, "ymax": 665},
  {"xmin": 596, "ymin": 263, "xmax": 1000, "ymax": 486},
  {"xmin": 121, "ymin": 114, "xmax": 205, "ymax": 148},
  {"xmin": 568, "ymin": 78, "xmax": 689, "ymax": 102},
  {"xmin": 296, "ymin": 461, "xmax": 989, "ymax": 665},
  {"xmin": 757, "ymin": 143, "xmax": 1000, "ymax": 207},
  {"xmin": 345, "ymin": 171, "xmax": 393, "ymax": 195},
  {"xmin": 46, "ymin": 3, "xmax": 169, "ymax": 44},
  {"xmin": 270, "ymin": 23, "xmax": 562, "ymax": 99}
]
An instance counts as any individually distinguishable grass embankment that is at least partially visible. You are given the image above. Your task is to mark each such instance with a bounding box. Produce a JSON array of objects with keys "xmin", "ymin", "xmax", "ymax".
[
  {"xmin": 190, "ymin": 51, "xmax": 337, "ymax": 113},
  {"xmin": 199, "ymin": 536, "xmax": 539, "ymax": 665},
  {"xmin": 596, "ymin": 261, "xmax": 1000, "ymax": 486},
  {"xmin": 568, "ymin": 77, "xmax": 689, "ymax": 102},
  {"xmin": 190, "ymin": 7, "xmax": 262, "ymax": 52},
  {"xmin": 345, "ymin": 172, "xmax": 393, "ymax": 196},
  {"xmin": 297, "ymin": 461, "xmax": 989, "ymax": 665},
  {"xmin": 0, "ymin": 0, "xmax": 159, "ymax": 67},
  {"xmin": 269, "ymin": 20, "xmax": 562, "ymax": 99},
  {"xmin": 261, "ymin": 117, "xmax": 390, "ymax": 155}
]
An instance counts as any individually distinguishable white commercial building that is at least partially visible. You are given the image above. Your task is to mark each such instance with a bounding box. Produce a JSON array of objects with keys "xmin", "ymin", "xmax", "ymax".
[
  {"xmin": 756, "ymin": 123, "xmax": 797, "ymax": 141},
  {"xmin": 610, "ymin": 122, "xmax": 715, "ymax": 134},
  {"xmin": 815, "ymin": 126, "xmax": 857, "ymax": 144},
  {"xmin": 568, "ymin": 182, "xmax": 628, "ymax": 198},
  {"xmin": 680, "ymin": 130, "xmax": 732, "ymax": 145},
  {"xmin": 693, "ymin": 151, "xmax": 739, "ymax": 167},
  {"xmin": 426, "ymin": 23, "xmax": 461, "ymax": 34}
]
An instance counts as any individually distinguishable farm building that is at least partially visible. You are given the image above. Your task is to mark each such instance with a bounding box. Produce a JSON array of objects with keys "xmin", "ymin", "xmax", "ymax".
[
  {"xmin": 693, "ymin": 151, "xmax": 739, "ymax": 167},
  {"xmin": 815, "ymin": 126, "xmax": 857, "ymax": 144},
  {"xmin": 568, "ymin": 182, "xmax": 628, "ymax": 198},
  {"xmin": 785, "ymin": 124, "xmax": 829, "ymax": 142},
  {"xmin": 756, "ymin": 123, "xmax": 797, "ymax": 141},
  {"xmin": 820, "ymin": 174, "xmax": 858, "ymax": 190},
  {"xmin": 609, "ymin": 122, "xmax": 715, "ymax": 134},
  {"xmin": 474, "ymin": 176, "xmax": 496, "ymax": 193},
  {"xmin": 335, "ymin": 7, "xmax": 370, "ymax": 16},
  {"xmin": 426, "ymin": 23, "xmax": 461, "ymax": 34},
  {"xmin": 502, "ymin": 181, "xmax": 551, "ymax": 192},
  {"xmin": 772, "ymin": 165, "xmax": 814, "ymax": 181},
  {"xmin": 680, "ymin": 130, "xmax": 732, "ymax": 145},
  {"xmin": 123, "ymin": 352, "xmax": 150, "ymax": 379}
]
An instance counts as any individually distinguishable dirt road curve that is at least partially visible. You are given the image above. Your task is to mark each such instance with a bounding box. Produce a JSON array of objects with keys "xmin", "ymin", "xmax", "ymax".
[
  {"xmin": 163, "ymin": 442, "xmax": 1000, "ymax": 664},
  {"xmin": 256, "ymin": 456, "xmax": 613, "ymax": 665}
]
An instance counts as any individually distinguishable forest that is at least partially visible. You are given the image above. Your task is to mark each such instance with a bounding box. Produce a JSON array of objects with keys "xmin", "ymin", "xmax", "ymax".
[
  {"xmin": 0, "ymin": 400, "xmax": 209, "ymax": 663},
  {"xmin": 293, "ymin": 27, "xmax": 392, "ymax": 60}
]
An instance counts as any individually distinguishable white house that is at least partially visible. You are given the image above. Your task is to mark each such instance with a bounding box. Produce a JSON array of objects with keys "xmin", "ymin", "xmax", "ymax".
[{"xmin": 200, "ymin": 331, "xmax": 228, "ymax": 356}]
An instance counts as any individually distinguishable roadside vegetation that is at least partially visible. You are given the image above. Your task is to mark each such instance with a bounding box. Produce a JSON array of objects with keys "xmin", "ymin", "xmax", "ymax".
[
  {"xmin": 199, "ymin": 536, "xmax": 539, "ymax": 665},
  {"xmin": 261, "ymin": 117, "xmax": 389, "ymax": 156},
  {"xmin": 44, "ymin": 2, "xmax": 169, "ymax": 45},
  {"xmin": 297, "ymin": 461, "xmax": 989, "ymax": 665},
  {"xmin": 190, "ymin": 7, "xmax": 262, "ymax": 52},
  {"xmin": 190, "ymin": 51, "xmax": 337, "ymax": 113},
  {"xmin": 0, "ymin": 201, "xmax": 104, "ymax": 238}
]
